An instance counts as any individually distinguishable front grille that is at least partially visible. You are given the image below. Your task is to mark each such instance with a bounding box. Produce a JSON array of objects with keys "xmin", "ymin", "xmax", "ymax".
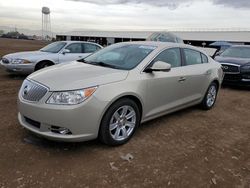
[
  {"xmin": 224, "ymin": 74, "xmax": 242, "ymax": 81},
  {"xmin": 20, "ymin": 79, "xmax": 48, "ymax": 102},
  {"xmin": 24, "ymin": 116, "xmax": 41, "ymax": 129},
  {"xmin": 221, "ymin": 64, "xmax": 240, "ymax": 74},
  {"xmin": 2, "ymin": 58, "xmax": 10, "ymax": 64}
]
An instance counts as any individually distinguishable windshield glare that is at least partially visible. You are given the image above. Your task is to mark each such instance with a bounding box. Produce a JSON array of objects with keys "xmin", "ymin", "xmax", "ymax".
[
  {"xmin": 84, "ymin": 44, "xmax": 156, "ymax": 70},
  {"xmin": 221, "ymin": 47, "xmax": 250, "ymax": 59},
  {"xmin": 40, "ymin": 42, "xmax": 67, "ymax": 53}
]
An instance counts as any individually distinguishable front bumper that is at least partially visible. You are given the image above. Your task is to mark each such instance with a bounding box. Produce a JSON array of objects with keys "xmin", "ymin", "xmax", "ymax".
[
  {"xmin": 223, "ymin": 73, "xmax": 250, "ymax": 86},
  {"xmin": 18, "ymin": 93, "xmax": 109, "ymax": 142},
  {"xmin": 0, "ymin": 60, "xmax": 34, "ymax": 74}
]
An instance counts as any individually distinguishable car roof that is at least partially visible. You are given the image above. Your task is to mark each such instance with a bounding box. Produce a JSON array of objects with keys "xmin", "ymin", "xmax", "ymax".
[
  {"xmin": 59, "ymin": 41, "xmax": 102, "ymax": 46},
  {"xmin": 119, "ymin": 41, "xmax": 208, "ymax": 54},
  {"xmin": 120, "ymin": 41, "xmax": 186, "ymax": 47}
]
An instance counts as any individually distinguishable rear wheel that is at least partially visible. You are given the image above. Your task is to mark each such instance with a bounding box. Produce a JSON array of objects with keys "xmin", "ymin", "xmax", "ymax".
[
  {"xmin": 201, "ymin": 82, "xmax": 218, "ymax": 110},
  {"xmin": 99, "ymin": 98, "xmax": 140, "ymax": 146}
]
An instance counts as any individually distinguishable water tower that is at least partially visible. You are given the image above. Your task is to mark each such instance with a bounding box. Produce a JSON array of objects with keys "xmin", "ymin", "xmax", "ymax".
[{"xmin": 42, "ymin": 7, "xmax": 51, "ymax": 40}]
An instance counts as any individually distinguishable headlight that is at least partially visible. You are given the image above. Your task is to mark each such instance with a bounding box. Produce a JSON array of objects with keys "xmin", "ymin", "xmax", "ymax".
[
  {"xmin": 11, "ymin": 59, "xmax": 31, "ymax": 64},
  {"xmin": 241, "ymin": 64, "xmax": 250, "ymax": 72},
  {"xmin": 46, "ymin": 87, "xmax": 98, "ymax": 105}
]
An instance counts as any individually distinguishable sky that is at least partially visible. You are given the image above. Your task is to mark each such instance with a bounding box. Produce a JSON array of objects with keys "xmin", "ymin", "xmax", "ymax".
[{"xmin": 0, "ymin": 0, "xmax": 250, "ymax": 33}]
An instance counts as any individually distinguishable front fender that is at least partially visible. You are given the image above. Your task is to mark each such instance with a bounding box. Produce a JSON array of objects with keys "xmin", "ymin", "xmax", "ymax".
[
  {"xmin": 33, "ymin": 55, "xmax": 58, "ymax": 65},
  {"xmin": 93, "ymin": 80, "xmax": 147, "ymax": 124}
]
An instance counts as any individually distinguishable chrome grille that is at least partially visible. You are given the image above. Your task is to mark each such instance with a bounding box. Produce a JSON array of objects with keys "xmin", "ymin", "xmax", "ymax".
[
  {"xmin": 20, "ymin": 79, "xmax": 48, "ymax": 102},
  {"xmin": 1, "ymin": 58, "xmax": 10, "ymax": 64},
  {"xmin": 221, "ymin": 63, "xmax": 240, "ymax": 74}
]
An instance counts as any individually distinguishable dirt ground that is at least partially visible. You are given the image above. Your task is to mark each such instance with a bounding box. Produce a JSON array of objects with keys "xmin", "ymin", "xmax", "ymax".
[{"xmin": 0, "ymin": 38, "xmax": 249, "ymax": 188}]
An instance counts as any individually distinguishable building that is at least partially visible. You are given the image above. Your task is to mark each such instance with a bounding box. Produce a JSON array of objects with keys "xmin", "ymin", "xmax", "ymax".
[
  {"xmin": 56, "ymin": 30, "xmax": 250, "ymax": 47},
  {"xmin": 56, "ymin": 31, "xmax": 148, "ymax": 46}
]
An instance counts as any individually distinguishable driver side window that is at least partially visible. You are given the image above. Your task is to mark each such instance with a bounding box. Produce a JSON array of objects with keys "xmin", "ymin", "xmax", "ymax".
[
  {"xmin": 152, "ymin": 48, "xmax": 181, "ymax": 68},
  {"xmin": 65, "ymin": 43, "xmax": 82, "ymax": 53}
]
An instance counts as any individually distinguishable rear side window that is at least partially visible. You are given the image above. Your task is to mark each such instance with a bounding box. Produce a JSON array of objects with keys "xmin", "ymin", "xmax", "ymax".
[
  {"xmin": 152, "ymin": 48, "xmax": 182, "ymax": 68},
  {"xmin": 184, "ymin": 49, "xmax": 202, "ymax": 65},
  {"xmin": 201, "ymin": 53, "xmax": 208, "ymax": 63},
  {"xmin": 83, "ymin": 44, "xmax": 101, "ymax": 53}
]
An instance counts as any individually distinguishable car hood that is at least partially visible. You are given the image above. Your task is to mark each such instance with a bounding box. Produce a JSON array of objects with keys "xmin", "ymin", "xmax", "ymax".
[
  {"xmin": 215, "ymin": 56, "xmax": 250, "ymax": 66},
  {"xmin": 3, "ymin": 51, "xmax": 50, "ymax": 60},
  {"xmin": 28, "ymin": 61, "xmax": 129, "ymax": 91}
]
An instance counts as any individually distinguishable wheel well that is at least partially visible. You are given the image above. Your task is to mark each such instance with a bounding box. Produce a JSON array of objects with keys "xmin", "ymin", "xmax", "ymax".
[
  {"xmin": 106, "ymin": 95, "xmax": 143, "ymax": 119},
  {"xmin": 98, "ymin": 95, "xmax": 143, "ymax": 137},
  {"xmin": 124, "ymin": 95, "xmax": 143, "ymax": 116},
  {"xmin": 212, "ymin": 80, "xmax": 220, "ymax": 89},
  {"xmin": 35, "ymin": 60, "xmax": 54, "ymax": 71}
]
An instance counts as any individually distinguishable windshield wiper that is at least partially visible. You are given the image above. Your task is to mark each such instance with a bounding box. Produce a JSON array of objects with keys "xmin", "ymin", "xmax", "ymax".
[
  {"xmin": 88, "ymin": 61, "xmax": 121, "ymax": 69},
  {"xmin": 77, "ymin": 59, "xmax": 89, "ymax": 63},
  {"xmin": 78, "ymin": 59, "xmax": 121, "ymax": 69}
]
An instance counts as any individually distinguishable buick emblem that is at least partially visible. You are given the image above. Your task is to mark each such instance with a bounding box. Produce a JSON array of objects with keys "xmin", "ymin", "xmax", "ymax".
[{"xmin": 23, "ymin": 85, "xmax": 31, "ymax": 96}]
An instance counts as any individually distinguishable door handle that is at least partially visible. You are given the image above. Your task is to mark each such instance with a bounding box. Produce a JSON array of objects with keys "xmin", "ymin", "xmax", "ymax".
[
  {"xmin": 178, "ymin": 77, "xmax": 186, "ymax": 82},
  {"xmin": 79, "ymin": 56, "xmax": 82, "ymax": 58}
]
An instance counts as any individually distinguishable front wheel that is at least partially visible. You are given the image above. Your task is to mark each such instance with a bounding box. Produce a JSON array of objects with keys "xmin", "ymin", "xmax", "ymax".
[
  {"xmin": 99, "ymin": 98, "xmax": 141, "ymax": 146},
  {"xmin": 35, "ymin": 61, "xmax": 52, "ymax": 71},
  {"xmin": 201, "ymin": 82, "xmax": 218, "ymax": 110}
]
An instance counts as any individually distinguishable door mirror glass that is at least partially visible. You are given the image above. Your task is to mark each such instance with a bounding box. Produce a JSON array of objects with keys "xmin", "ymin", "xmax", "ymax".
[
  {"xmin": 62, "ymin": 49, "xmax": 70, "ymax": 54},
  {"xmin": 145, "ymin": 61, "xmax": 171, "ymax": 73}
]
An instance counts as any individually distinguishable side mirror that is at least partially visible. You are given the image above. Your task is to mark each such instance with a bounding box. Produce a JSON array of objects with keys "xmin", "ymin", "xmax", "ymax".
[
  {"xmin": 62, "ymin": 49, "xmax": 70, "ymax": 54},
  {"xmin": 145, "ymin": 61, "xmax": 171, "ymax": 73}
]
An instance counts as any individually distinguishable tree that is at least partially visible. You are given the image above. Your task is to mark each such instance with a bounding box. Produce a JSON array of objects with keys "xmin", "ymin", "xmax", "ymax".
[
  {"xmin": 1, "ymin": 31, "xmax": 28, "ymax": 39},
  {"xmin": 0, "ymin": 30, "xmax": 4, "ymax": 36}
]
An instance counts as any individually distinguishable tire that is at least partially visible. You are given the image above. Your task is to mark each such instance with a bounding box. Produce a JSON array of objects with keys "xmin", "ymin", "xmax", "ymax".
[
  {"xmin": 99, "ymin": 98, "xmax": 141, "ymax": 146},
  {"xmin": 201, "ymin": 82, "xmax": 218, "ymax": 110},
  {"xmin": 35, "ymin": 61, "xmax": 52, "ymax": 71}
]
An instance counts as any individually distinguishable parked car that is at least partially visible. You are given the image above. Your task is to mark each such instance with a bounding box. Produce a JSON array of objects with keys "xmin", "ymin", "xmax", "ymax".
[
  {"xmin": 215, "ymin": 45, "xmax": 250, "ymax": 86},
  {"xmin": 0, "ymin": 41, "xmax": 102, "ymax": 74},
  {"xmin": 198, "ymin": 47, "xmax": 217, "ymax": 58},
  {"xmin": 147, "ymin": 32, "xmax": 184, "ymax": 43},
  {"xmin": 18, "ymin": 41, "xmax": 223, "ymax": 145}
]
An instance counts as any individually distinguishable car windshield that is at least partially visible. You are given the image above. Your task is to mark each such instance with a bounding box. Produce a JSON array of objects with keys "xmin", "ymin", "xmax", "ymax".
[
  {"xmin": 220, "ymin": 47, "xmax": 250, "ymax": 59},
  {"xmin": 82, "ymin": 43, "xmax": 156, "ymax": 70},
  {"xmin": 40, "ymin": 42, "xmax": 67, "ymax": 53}
]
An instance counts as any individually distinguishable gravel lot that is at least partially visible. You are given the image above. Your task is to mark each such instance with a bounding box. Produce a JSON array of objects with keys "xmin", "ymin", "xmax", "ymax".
[{"xmin": 0, "ymin": 38, "xmax": 249, "ymax": 188}]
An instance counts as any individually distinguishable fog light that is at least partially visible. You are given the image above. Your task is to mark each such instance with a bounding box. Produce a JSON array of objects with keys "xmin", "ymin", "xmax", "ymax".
[
  {"xmin": 59, "ymin": 128, "xmax": 72, "ymax": 135},
  {"xmin": 50, "ymin": 126, "xmax": 72, "ymax": 135}
]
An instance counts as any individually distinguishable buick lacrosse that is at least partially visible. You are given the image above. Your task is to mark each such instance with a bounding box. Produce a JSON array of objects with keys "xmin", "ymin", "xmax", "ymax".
[{"xmin": 18, "ymin": 41, "xmax": 223, "ymax": 145}]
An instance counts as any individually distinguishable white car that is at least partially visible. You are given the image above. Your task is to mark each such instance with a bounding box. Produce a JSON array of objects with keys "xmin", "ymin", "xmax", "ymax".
[{"xmin": 0, "ymin": 41, "xmax": 102, "ymax": 74}]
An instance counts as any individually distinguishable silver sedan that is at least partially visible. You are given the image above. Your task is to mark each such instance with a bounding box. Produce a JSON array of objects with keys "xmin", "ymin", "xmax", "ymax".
[
  {"xmin": 0, "ymin": 41, "xmax": 102, "ymax": 74},
  {"xmin": 18, "ymin": 41, "xmax": 223, "ymax": 145}
]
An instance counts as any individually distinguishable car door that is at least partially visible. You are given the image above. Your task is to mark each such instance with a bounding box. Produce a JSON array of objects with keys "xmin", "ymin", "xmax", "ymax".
[
  {"xmin": 58, "ymin": 43, "xmax": 83, "ymax": 63},
  {"xmin": 180, "ymin": 48, "xmax": 212, "ymax": 103},
  {"xmin": 144, "ymin": 48, "xmax": 189, "ymax": 119}
]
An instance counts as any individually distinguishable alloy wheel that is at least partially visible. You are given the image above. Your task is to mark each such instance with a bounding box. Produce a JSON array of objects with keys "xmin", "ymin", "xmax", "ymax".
[
  {"xmin": 206, "ymin": 85, "xmax": 217, "ymax": 108},
  {"xmin": 109, "ymin": 105, "xmax": 136, "ymax": 141}
]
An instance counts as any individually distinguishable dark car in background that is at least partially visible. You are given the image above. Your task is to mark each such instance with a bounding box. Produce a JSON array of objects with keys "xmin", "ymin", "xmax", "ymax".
[{"xmin": 215, "ymin": 45, "xmax": 250, "ymax": 86}]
